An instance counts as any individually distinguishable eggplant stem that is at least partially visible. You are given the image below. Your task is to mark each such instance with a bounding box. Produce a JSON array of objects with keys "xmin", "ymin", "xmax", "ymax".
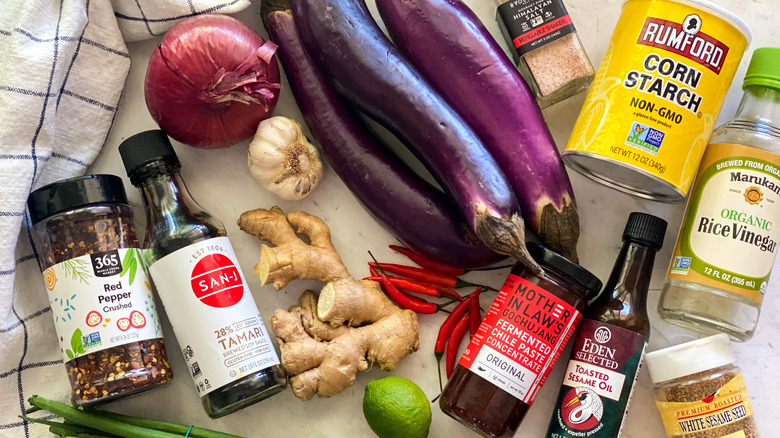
[{"xmin": 474, "ymin": 213, "xmax": 543, "ymax": 276}]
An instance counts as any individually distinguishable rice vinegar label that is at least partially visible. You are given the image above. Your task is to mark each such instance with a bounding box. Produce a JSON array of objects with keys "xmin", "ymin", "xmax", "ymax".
[
  {"xmin": 459, "ymin": 274, "xmax": 581, "ymax": 405},
  {"xmin": 149, "ymin": 237, "xmax": 279, "ymax": 396},
  {"xmin": 667, "ymin": 143, "xmax": 780, "ymax": 303},
  {"xmin": 546, "ymin": 320, "xmax": 646, "ymax": 438}
]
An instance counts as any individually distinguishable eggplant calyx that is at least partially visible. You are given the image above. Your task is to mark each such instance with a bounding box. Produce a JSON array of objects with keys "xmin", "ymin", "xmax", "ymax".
[
  {"xmin": 538, "ymin": 202, "xmax": 580, "ymax": 263},
  {"xmin": 475, "ymin": 213, "xmax": 543, "ymax": 276}
]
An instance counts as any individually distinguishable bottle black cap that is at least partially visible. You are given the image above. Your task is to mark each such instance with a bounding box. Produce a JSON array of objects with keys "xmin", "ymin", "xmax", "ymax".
[
  {"xmin": 118, "ymin": 130, "xmax": 181, "ymax": 185},
  {"xmin": 527, "ymin": 242, "xmax": 602, "ymax": 299},
  {"xmin": 27, "ymin": 174, "xmax": 128, "ymax": 225},
  {"xmin": 623, "ymin": 212, "xmax": 668, "ymax": 251}
]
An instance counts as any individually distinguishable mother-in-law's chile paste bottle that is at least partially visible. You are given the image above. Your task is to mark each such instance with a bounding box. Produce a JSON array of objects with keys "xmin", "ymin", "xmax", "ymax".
[
  {"xmin": 440, "ymin": 242, "xmax": 602, "ymax": 438},
  {"xmin": 546, "ymin": 212, "xmax": 667, "ymax": 438},
  {"xmin": 119, "ymin": 130, "xmax": 286, "ymax": 418}
]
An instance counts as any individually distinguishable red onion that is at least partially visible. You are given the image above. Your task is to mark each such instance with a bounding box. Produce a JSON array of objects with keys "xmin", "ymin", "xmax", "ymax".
[{"xmin": 145, "ymin": 14, "xmax": 281, "ymax": 149}]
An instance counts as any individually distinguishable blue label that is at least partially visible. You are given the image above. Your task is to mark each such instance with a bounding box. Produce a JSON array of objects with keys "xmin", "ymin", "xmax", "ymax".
[{"xmin": 625, "ymin": 122, "xmax": 665, "ymax": 155}]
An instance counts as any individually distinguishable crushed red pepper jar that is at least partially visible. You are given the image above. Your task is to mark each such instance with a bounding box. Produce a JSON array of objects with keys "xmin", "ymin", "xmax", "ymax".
[
  {"xmin": 28, "ymin": 175, "xmax": 173, "ymax": 406},
  {"xmin": 440, "ymin": 242, "xmax": 602, "ymax": 438}
]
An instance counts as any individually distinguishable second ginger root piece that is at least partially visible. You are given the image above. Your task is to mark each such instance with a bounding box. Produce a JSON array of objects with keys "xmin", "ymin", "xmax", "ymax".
[{"xmin": 237, "ymin": 207, "xmax": 419, "ymax": 400}]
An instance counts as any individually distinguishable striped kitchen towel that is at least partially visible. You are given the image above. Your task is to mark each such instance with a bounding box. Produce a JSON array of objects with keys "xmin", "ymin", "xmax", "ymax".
[{"xmin": 0, "ymin": 1, "xmax": 251, "ymax": 436}]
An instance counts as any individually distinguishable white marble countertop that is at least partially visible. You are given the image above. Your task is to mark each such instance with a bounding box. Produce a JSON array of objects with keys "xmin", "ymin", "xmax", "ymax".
[{"xmin": 88, "ymin": 0, "xmax": 779, "ymax": 437}]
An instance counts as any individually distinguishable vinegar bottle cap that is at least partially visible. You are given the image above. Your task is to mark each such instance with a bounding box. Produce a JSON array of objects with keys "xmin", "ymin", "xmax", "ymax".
[{"xmin": 743, "ymin": 47, "xmax": 780, "ymax": 90}]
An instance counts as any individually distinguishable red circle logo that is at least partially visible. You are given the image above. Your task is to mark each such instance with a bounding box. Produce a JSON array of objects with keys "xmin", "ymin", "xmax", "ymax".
[
  {"xmin": 561, "ymin": 387, "xmax": 603, "ymax": 431},
  {"xmin": 191, "ymin": 253, "xmax": 245, "ymax": 308}
]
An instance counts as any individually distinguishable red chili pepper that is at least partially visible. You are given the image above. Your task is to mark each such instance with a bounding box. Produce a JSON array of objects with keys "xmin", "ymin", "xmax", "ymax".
[
  {"xmin": 377, "ymin": 272, "xmax": 438, "ymax": 314},
  {"xmin": 368, "ymin": 262, "xmax": 478, "ymax": 289},
  {"xmin": 434, "ymin": 294, "xmax": 475, "ymax": 390},
  {"xmin": 369, "ymin": 266, "xmax": 379, "ymax": 277},
  {"xmin": 388, "ymin": 245, "xmax": 465, "ymax": 276},
  {"xmin": 435, "ymin": 295, "xmax": 474, "ymax": 358},
  {"xmin": 446, "ymin": 314, "xmax": 471, "ymax": 379},
  {"xmin": 433, "ymin": 285, "xmax": 464, "ymax": 302},
  {"xmin": 363, "ymin": 276, "xmax": 440, "ymax": 298},
  {"xmin": 469, "ymin": 287, "xmax": 483, "ymax": 337}
]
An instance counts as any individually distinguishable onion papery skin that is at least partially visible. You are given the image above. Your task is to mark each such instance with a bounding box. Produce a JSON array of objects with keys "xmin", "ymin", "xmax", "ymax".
[{"xmin": 145, "ymin": 14, "xmax": 281, "ymax": 149}]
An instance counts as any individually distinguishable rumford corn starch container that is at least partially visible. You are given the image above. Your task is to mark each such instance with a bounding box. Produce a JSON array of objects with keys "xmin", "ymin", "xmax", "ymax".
[{"xmin": 563, "ymin": 0, "xmax": 751, "ymax": 202}]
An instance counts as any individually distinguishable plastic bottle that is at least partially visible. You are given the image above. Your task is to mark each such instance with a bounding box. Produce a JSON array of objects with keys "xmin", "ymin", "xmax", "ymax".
[
  {"xmin": 545, "ymin": 212, "xmax": 667, "ymax": 438},
  {"xmin": 660, "ymin": 47, "xmax": 780, "ymax": 341},
  {"xmin": 119, "ymin": 130, "xmax": 286, "ymax": 418}
]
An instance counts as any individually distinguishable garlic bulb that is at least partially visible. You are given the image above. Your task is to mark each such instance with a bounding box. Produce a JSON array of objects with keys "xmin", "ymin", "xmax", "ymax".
[{"xmin": 248, "ymin": 116, "xmax": 323, "ymax": 200}]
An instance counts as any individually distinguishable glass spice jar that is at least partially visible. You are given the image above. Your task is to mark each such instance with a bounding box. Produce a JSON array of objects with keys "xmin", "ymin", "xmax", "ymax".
[
  {"xmin": 645, "ymin": 334, "xmax": 760, "ymax": 438},
  {"xmin": 495, "ymin": 0, "xmax": 594, "ymax": 108},
  {"xmin": 28, "ymin": 174, "xmax": 173, "ymax": 406},
  {"xmin": 440, "ymin": 242, "xmax": 602, "ymax": 438}
]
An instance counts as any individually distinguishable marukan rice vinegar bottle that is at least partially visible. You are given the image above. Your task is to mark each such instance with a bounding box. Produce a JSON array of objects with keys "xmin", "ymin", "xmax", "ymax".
[{"xmin": 659, "ymin": 47, "xmax": 780, "ymax": 341}]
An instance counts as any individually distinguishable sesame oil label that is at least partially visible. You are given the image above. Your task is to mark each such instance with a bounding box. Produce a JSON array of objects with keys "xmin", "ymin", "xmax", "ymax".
[
  {"xmin": 149, "ymin": 237, "xmax": 279, "ymax": 396},
  {"xmin": 459, "ymin": 274, "xmax": 581, "ymax": 405},
  {"xmin": 667, "ymin": 143, "xmax": 780, "ymax": 303},
  {"xmin": 43, "ymin": 249, "xmax": 161, "ymax": 363},
  {"xmin": 547, "ymin": 320, "xmax": 647, "ymax": 437}
]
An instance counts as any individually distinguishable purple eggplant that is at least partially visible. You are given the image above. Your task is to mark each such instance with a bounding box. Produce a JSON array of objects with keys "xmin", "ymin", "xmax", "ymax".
[
  {"xmin": 290, "ymin": 0, "xmax": 541, "ymax": 273},
  {"xmin": 260, "ymin": 0, "xmax": 504, "ymax": 268},
  {"xmin": 376, "ymin": 0, "xmax": 580, "ymax": 262}
]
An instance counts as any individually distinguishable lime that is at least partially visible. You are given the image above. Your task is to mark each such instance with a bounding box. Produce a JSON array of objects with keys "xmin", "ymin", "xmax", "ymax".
[{"xmin": 363, "ymin": 376, "xmax": 432, "ymax": 438}]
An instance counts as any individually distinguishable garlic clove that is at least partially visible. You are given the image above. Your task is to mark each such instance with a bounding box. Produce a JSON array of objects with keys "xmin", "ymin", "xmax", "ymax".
[{"xmin": 248, "ymin": 116, "xmax": 324, "ymax": 201}]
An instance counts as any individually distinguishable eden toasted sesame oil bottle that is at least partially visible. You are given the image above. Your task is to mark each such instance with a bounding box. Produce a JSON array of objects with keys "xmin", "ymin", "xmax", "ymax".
[{"xmin": 659, "ymin": 48, "xmax": 780, "ymax": 341}]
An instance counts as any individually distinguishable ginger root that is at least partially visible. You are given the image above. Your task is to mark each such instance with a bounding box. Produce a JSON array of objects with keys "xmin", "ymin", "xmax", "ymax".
[{"xmin": 238, "ymin": 207, "xmax": 419, "ymax": 400}]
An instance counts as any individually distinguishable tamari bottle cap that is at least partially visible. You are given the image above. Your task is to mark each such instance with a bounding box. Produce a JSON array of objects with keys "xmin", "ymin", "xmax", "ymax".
[
  {"xmin": 743, "ymin": 47, "xmax": 780, "ymax": 90},
  {"xmin": 119, "ymin": 130, "xmax": 181, "ymax": 185}
]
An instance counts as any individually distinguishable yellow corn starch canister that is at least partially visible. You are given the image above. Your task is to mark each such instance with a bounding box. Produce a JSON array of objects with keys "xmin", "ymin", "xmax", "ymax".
[{"xmin": 563, "ymin": 0, "xmax": 751, "ymax": 202}]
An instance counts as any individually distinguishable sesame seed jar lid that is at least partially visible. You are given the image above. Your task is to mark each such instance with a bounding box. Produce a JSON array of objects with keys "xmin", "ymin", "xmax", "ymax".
[
  {"xmin": 645, "ymin": 334, "xmax": 736, "ymax": 384},
  {"xmin": 27, "ymin": 174, "xmax": 128, "ymax": 225}
]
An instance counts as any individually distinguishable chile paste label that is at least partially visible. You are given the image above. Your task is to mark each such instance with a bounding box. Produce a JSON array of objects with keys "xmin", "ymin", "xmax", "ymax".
[
  {"xmin": 497, "ymin": 0, "xmax": 576, "ymax": 58},
  {"xmin": 459, "ymin": 274, "xmax": 581, "ymax": 405},
  {"xmin": 547, "ymin": 319, "xmax": 647, "ymax": 437}
]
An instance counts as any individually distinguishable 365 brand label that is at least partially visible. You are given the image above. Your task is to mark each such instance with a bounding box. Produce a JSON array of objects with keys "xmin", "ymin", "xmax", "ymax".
[
  {"xmin": 149, "ymin": 237, "xmax": 279, "ymax": 396},
  {"xmin": 459, "ymin": 274, "xmax": 581, "ymax": 405},
  {"xmin": 43, "ymin": 248, "xmax": 160, "ymax": 363}
]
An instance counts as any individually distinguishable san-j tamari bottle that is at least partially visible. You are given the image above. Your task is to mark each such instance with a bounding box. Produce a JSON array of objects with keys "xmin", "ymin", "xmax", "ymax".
[
  {"xmin": 545, "ymin": 212, "xmax": 667, "ymax": 438},
  {"xmin": 119, "ymin": 130, "xmax": 286, "ymax": 418},
  {"xmin": 659, "ymin": 47, "xmax": 780, "ymax": 341}
]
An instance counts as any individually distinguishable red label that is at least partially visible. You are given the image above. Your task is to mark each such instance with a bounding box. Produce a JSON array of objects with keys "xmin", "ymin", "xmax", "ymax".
[
  {"xmin": 191, "ymin": 253, "xmax": 245, "ymax": 308},
  {"xmin": 637, "ymin": 17, "xmax": 729, "ymax": 74},
  {"xmin": 459, "ymin": 274, "xmax": 582, "ymax": 405},
  {"xmin": 514, "ymin": 14, "xmax": 573, "ymax": 49}
]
